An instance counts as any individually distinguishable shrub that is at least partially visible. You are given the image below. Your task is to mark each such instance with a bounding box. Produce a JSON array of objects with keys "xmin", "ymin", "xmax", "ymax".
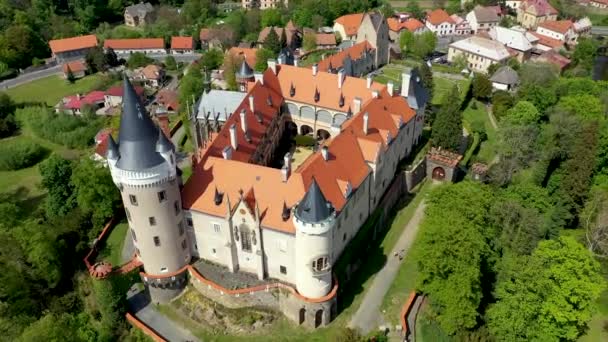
[
  {"xmin": 0, "ymin": 140, "xmax": 47, "ymax": 170},
  {"xmin": 295, "ymin": 135, "xmax": 315, "ymax": 147}
]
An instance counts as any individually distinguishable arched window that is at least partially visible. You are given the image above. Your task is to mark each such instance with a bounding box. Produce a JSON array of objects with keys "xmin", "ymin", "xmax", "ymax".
[{"xmin": 311, "ymin": 256, "xmax": 330, "ymax": 273}]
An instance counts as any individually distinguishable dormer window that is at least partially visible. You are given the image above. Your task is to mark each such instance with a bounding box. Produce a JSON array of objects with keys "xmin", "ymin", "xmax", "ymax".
[
  {"xmin": 339, "ymin": 93, "xmax": 345, "ymax": 107},
  {"xmin": 290, "ymin": 83, "xmax": 295, "ymax": 97},
  {"xmin": 314, "ymin": 87, "xmax": 320, "ymax": 103}
]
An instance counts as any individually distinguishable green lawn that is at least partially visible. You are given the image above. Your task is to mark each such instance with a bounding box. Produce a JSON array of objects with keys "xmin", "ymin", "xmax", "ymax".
[
  {"xmin": 416, "ymin": 309, "xmax": 452, "ymax": 342},
  {"xmin": 299, "ymin": 49, "xmax": 338, "ymax": 67},
  {"xmin": 462, "ymin": 101, "xmax": 497, "ymax": 164},
  {"xmin": 96, "ymin": 222, "xmax": 129, "ymax": 267},
  {"xmin": 6, "ymin": 74, "xmax": 103, "ymax": 105},
  {"xmin": 432, "ymin": 77, "xmax": 470, "ymax": 106}
]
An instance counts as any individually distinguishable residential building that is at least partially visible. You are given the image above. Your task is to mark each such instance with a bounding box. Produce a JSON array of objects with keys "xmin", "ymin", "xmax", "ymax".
[
  {"xmin": 333, "ymin": 13, "xmax": 365, "ymax": 41},
  {"xmin": 573, "ymin": 17, "xmax": 592, "ymax": 38},
  {"xmin": 56, "ymin": 91, "xmax": 106, "ymax": 115},
  {"xmin": 466, "ymin": 5, "xmax": 501, "ymax": 32},
  {"xmin": 387, "ymin": 17, "xmax": 426, "ymax": 41},
  {"xmin": 355, "ymin": 12, "xmax": 390, "ymax": 68},
  {"xmin": 258, "ymin": 24, "xmax": 302, "ymax": 50},
  {"xmin": 425, "ymin": 9, "xmax": 456, "ymax": 36},
  {"xmin": 316, "ymin": 33, "xmax": 337, "ymax": 49},
  {"xmin": 448, "ymin": 36, "xmax": 511, "ymax": 73},
  {"xmin": 488, "ymin": 26, "xmax": 536, "ymax": 62},
  {"xmin": 49, "ymin": 35, "xmax": 98, "ymax": 63},
  {"xmin": 536, "ymin": 20, "xmax": 576, "ymax": 45},
  {"xmin": 155, "ymin": 90, "xmax": 180, "ymax": 113},
  {"xmin": 132, "ymin": 64, "xmax": 165, "ymax": 88},
  {"xmin": 590, "ymin": 0, "xmax": 608, "ymax": 8},
  {"xmin": 530, "ymin": 31, "xmax": 564, "ymax": 50},
  {"xmin": 227, "ymin": 47, "xmax": 258, "ymax": 74},
  {"xmin": 104, "ymin": 38, "xmax": 166, "ymax": 55},
  {"xmin": 200, "ymin": 27, "xmax": 235, "ymax": 50},
  {"xmin": 490, "ymin": 66, "xmax": 519, "ymax": 91},
  {"xmin": 516, "ymin": 0, "xmax": 558, "ymax": 29},
  {"xmin": 241, "ymin": 0, "xmax": 287, "ymax": 9},
  {"xmin": 62, "ymin": 60, "xmax": 87, "ymax": 79},
  {"xmin": 532, "ymin": 50, "xmax": 571, "ymax": 71},
  {"xmin": 171, "ymin": 37, "xmax": 194, "ymax": 54},
  {"xmin": 104, "ymin": 85, "xmax": 145, "ymax": 108},
  {"xmin": 450, "ymin": 15, "xmax": 472, "ymax": 35},
  {"xmin": 124, "ymin": 2, "xmax": 155, "ymax": 27},
  {"xmin": 316, "ymin": 41, "xmax": 375, "ymax": 77}
]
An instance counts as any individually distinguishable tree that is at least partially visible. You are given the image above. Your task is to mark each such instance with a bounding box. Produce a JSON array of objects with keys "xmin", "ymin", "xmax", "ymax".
[
  {"xmin": 179, "ymin": 65, "xmax": 203, "ymax": 114},
  {"xmin": 127, "ymin": 52, "xmax": 154, "ymax": 69},
  {"xmin": 516, "ymin": 83, "xmax": 557, "ymax": 113},
  {"xmin": 164, "ymin": 55, "xmax": 177, "ymax": 71},
  {"xmin": 491, "ymin": 90, "xmax": 514, "ymax": 119},
  {"xmin": 85, "ymin": 46, "xmax": 107, "ymax": 73},
  {"xmin": 255, "ymin": 48, "xmax": 275, "ymax": 72},
  {"xmin": 519, "ymin": 62, "xmax": 559, "ymax": 87},
  {"xmin": 416, "ymin": 182, "xmax": 495, "ymax": 335},
  {"xmin": 503, "ymin": 101, "xmax": 540, "ymax": 126},
  {"xmin": 572, "ymin": 37, "xmax": 598, "ymax": 72},
  {"xmin": 406, "ymin": 0, "xmax": 425, "ymax": 20},
  {"xmin": 0, "ymin": 92, "xmax": 17, "ymax": 138},
  {"xmin": 471, "ymin": 73, "xmax": 492, "ymax": 100},
  {"xmin": 487, "ymin": 237, "xmax": 604, "ymax": 341},
  {"xmin": 489, "ymin": 123, "xmax": 539, "ymax": 187},
  {"xmin": 104, "ymin": 47, "xmax": 119, "ymax": 67},
  {"xmin": 582, "ymin": 186, "xmax": 608, "ymax": 258},
  {"xmin": 399, "ymin": 30, "xmax": 414, "ymax": 55},
  {"xmin": 303, "ymin": 32, "xmax": 317, "ymax": 52},
  {"xmin": 431, "ymin": 85, "xmax": 462, "ymax": 152},
  {"xmin": 18, "ymin": 313, "xmax": 88, "ymax": 342},
  {"xmin": 451, "ymin": 54, "xmax": 467, "ymax": 72},
  {"xmin": 66, "ymin": 66, "xmax": 76, "ymax": 84},
  {"xmin": 200, "ymin": 49, "xmax": 224, "ymax": 71},
  {"xmin": 263, "ymin": 28, "xmax": 281, "ymax": 54},
  {"xmin": 261, "ymin": 8, "xmax": 283, "ymax": 27},
  {"xmin": 223, "ymin": 52, "xmax": 239, "ymax": 91},
  {"xmin": 419, "ymin": 63, "xmax": 434, "ymax": 100},
  {"xmin": 556, "ymin": 95, "xmax": 605, "ymax": 123},
  {"xmin": 380, "ymin": 2, "xmax": 395, "ymax": 18},
  {"xmin": 39, "ymin": 154, "xmax": 76, "ymax": 218},
  {"xmin": 92, "ymin": 278, "xmax": 126, "ymax": 340}
]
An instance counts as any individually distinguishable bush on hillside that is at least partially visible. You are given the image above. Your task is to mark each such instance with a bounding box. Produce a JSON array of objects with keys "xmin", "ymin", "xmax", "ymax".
[
  {"xmin": 17, "ymin": 107, "xmax": 104, "ymax": 149},
  {"xmin": 0, "ymin": 140, "xmax": 47, "ymax": 170}
]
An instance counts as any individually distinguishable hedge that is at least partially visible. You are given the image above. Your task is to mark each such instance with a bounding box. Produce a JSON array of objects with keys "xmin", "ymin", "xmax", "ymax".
[
  {"xmin": 0, "ymin": 140, "xmax": 47, "ymax": 170},
  {"xmin": 295, "ymin": 135, "xmax": 315, "ymax": 147}
]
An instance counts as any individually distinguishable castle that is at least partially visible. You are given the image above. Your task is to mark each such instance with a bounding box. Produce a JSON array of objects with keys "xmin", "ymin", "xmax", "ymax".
[{"xmin": 108, "ymin": 60, "xmax": 428, "ymax": 327}]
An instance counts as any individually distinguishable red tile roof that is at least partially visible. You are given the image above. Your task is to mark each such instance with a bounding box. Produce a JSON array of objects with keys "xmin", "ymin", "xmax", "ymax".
[
  {"xmin": 104, "ymin": 38, "xmax": 164, "ymax": 50},
  {"xmin": 199, "ymin": 28, "xmax": 234, "ymax": 42},
  {"xmin": 316, "ymin": 41, "xmax": 374, "ymax": 73},
  {"xmin": 64, "ymin": 91, "xmax": 106, "ymax": 110},
  {"xmin": 530, "ymin": 32, "xmax": 564, "ymax": 49},
  {"xmin": 62, "ymin": 60, "xmax": 87, "ymax": 74},
  {"xmin": 388, "ymin": 18, "xmax": 425, "ymax": 32},
  {"xmin": 426, "ymin": 9, "xmax": 455, "ymax": 26},
  {"xmin": 535, "ymin": 50, "xmax": 571, "ymax": 70},
  {"xmin": 141, "ymin": 64, "xmax": 163, "ymax": 80},
  {"xmin": 227, "ymin": 47, "xmax": 258, "ymax": 70},
  {"xmin": 316, "ymin": 33, "xmax": 337, "ymax": 46},
  {"xmin": 49, "ymin": 35, "xmax": 98, "ymax": 54},
  {"xmin": 335, "ymin": 13, "xmax": 365, "ymax": 36},
  {"xmin": 171, "ymin": 36, "xmax": 193, "ymax": 50},
  {"xmin": 521, "ymin": 0, "xmax": 558, "ymax": 16},
  {"xmin": 156, "ymin": 89, "xmax": 179, "ymax": 111},
  {"xmin": 537, "ymin": 20, "xmax": 573, "ymax": 34}
]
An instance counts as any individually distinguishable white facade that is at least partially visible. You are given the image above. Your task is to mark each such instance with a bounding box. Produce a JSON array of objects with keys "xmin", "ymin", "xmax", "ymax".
[
  {"xmin": 113, "ymin": 47, "xmax": 167, "ymax": 55},
  {"xmin": 536, "ymin": 26, "xmax": 569, "ymax": 42},
  {"xmin": 425, "ymin": 21, "xmax": 455, "ymax": 36},
  {"xmin": 448, "ymin": 36, "xmax": 511, "ymax": 73},
  {"xmin": 506, "ymin": 0, "xmax": 522, "ymax": 9}
]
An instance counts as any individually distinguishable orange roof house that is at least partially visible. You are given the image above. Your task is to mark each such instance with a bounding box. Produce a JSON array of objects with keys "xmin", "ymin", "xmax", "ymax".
[
  {"xmin": 49, "ymin": 34, "xmax": 98, "ymax": 55},
  {"xmin": 537, "ymin": 20, "xmax": 573, "ymax": 34},
  {"xmin": 388, "ymin": 18, "xmax": 425, "ymax": 33},
  {"xmin": 333, "ymin": 13, "xmax": 365, "ymax": 38},
  {"xmin": 62, "ymin": 60, "xmax": 87, "ymax": 75},
  {"xmin": 316, "ymin": 41, "xmax": 374, "ymax": 73},
  {"xmin": 104, "ymin": 38, "xmax": 165, "ymax": 51},
  {"xmin": 171, "ymin": 36, "xmax": 194, "ymax": 50},
  {"xmin": 426, "ymin": 9, "xmax": 455, "ymax": 26},
  {"xmin": 227, "ymin": 47, "xmax": 258, "ymax": 70},
  {"xmin": 530, "ymin": 31, "xmax": 564, "ymax": 50}
]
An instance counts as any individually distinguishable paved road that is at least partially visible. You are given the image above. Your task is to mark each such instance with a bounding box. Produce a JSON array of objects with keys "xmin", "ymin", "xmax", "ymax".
[
  {"xmin": 0, "ymin": 65, "xmax": 62, "ymax": 89},
  {"xmin": 128, "ymin": 286, "xmax": 200, "ymax": 342},
  {"xmin": 349, "ymin": 199, "xmax": 428, "ymax": 334},
  {"xmin": 117, "ymin": 53, "xmax": 201, "ymax": 63}
]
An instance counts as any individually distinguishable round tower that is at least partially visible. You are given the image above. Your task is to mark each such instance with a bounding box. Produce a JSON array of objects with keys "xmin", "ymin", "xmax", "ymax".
[
  {"xmin": 107, "ymin": 78, "xmax": 190, "ymax": 303},
  {"xmin": 235, "ymin": 59, "xmax": 255, "ymax": 92},
  {"xmin": 293, "ymin": 178, "xmax": 335, "ymax": 298}
]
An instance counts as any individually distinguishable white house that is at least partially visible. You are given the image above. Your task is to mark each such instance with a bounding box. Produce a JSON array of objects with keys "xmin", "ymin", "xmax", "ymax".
[
  {"xmin": 466, "ymin": 5, "xmax": 501, "ymax": 33},
  {"xmin": 488, "ymin": 26, "xmax": 536, "ymax": 62},
  {"xmin": 448, "ymin": 36, "xmax": 511, "ymax": 73},
  {"xmin": 536, "ymin": 20, "xmax": 576, "ymax": 45},
  {"xmin": 490, "ymin": 66, "xmax": 519, "ymax": 91},
  {"xmin": 425, "ymin": 9, "xmax": 456, "ymax": 36},
  {"xmin": 104, "ymin": 38, "xmax": 166, "ymax": 55}
]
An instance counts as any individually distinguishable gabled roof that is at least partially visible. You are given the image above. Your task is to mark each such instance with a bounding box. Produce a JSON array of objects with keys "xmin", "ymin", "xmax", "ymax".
[
  {"xmin": 140, "ymin": 64, "xmax": 163, "ymax": 80},
  {"xmin": 521, "ymin": 0, "xmax": 558, "ymax": 16},
  {"xmin": 62, "ymin": 60, "xmax": 87, "ymax": 74},
  {"xmin": 316, "ymin": 33, "xmax": 337, "ymax": 46},
  {"xmin": 63, "ymin": 91, "xmax": 105, "ymax": 110},
  {"xmin": 534, "ymin": 50, "xmax": 571, "ymax": 70},
  {"xmin": 227, "ymin": 47, "xmax": 258, "ymax": 71},
  {"xmin": 449, "ymin": 36, "xmax": 511, "ymax": 61},
  {"xmin": 335, "ymin": 13, "xmax": 365, "ymax": 36},
  {"xmin": 537, "ymin": 20, "xmax": 573, "ymax": 34},
  {"xmin": 199, "ymin": 27, "xmax": 234, "ymax": 42},
  {"xmin": 104, "ymin": 38, "xmax": 164, "ymax": 50},
  {"xmin": 171, "ymin": 36, "xmax": 193, "ymax": 50},
  {"xmin": 317, "ymin": 41, "xmax": 374, "ymax": 73},
  {"xmin": 156, "ymin": 89, "xmax": 179, "ymax": 111},
  {"xmin": 106, "ymin": 85, "xmax": 145, "ymax": 97},
  {"xmin": 574, "ymin": 17, "xmax": 592, "ymax": 32},
  {"xmin": 426, "ymin": 9, "xmax": 455, "ymax": 26},
  {"xmin": 387, "ymin": 18, "xmax": 425, "ymax": 32},
  {"xmin": 196, "ymin": 90, "xmax": 247, "ymax": 122},
  {"xmin": 489, "ymin": 26, "xmax": 534, "ymax": 52},
  {"xmin": 49, "ymin": 35, "xmax": 98, "ymax": 54},
  {"xmin": 490, "ymin": 66, "xmax": 519, "ymax": 85},
  {"xmin": 125, "ymin": 2, "xmax": 154, "ymax": 17},
  {"xmin": 471, "ymin": 5, "xmax": 501, "ymax": 23},
  {"xmin": 530, "ymin": 32, "xmax": 564, "ymax": 49}
]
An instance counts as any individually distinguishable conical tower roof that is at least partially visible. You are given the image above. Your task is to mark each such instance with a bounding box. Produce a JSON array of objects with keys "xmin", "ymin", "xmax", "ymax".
[
  {"xmin": 296, "ymin": 178, "xmax": 332, "ymax": 223},
  {"xmin": 117, "ymin": 77, "xmax": 165, "ymax": 171},
  {"xmin": 236, "ymin": 59, "xmax": 254, "ymax": 79},
  {"xmin": 106, "ymin": 134, "xmax": 119, "ymax": 160}
]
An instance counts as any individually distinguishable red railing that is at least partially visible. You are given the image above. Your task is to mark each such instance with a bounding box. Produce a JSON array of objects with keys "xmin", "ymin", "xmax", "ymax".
[
  {"xmin": 401, "ymin": 292, "xmax": 418, "ymax": 336},
  {"xmin": 126, "ymin": 313, "xmax": 167, "ymax": 342}
]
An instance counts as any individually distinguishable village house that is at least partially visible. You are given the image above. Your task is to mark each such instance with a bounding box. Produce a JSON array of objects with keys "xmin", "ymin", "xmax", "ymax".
[
  {"xmin": 516, "ymin": 0, "xmax": 558, "ymax": 29},
  {"xmin": 387, "ymin": 17, "xmax": 426, "ymax": 41},
  {"xmin": 573, "ymin": 17, "xmax": 593, "ymax": 38},
  {"xmin": 62, "ymin": 60, "xmax": 87, "ymax": 79},
  {"xmin": 532, "ymin": 50, "xmax": 571, "ymax": 71},
  {"xmin": 488, "ymin": 26, "xmax": 537, "ymax": 62},
  {"xmin": 315, "ymin": 41, "xmax": 375, "ymax": 77},
  {"xmin": 104, "ymin": 38, "xmax": 166, "ymax": 55},
  {"xmin": 49, "ymin": 34, "xmax": 98, "ymax": 63},
  {"xmin": 154, "ymin": 89, "xmax": 180, "ymax": 113},
  {"xmin": 530, "ymin": 31, "xmax": 564, "ymax": 51},
  {"xmin": 132, "ymin": 64, "xmax": 165, "ymax": 88},
  {"xmin": 450, "ymin": 14, "xmax": 472, "ymax": 35},
  {"xmin": 448, "ymin": 36, "xmax": 511, "ymax": 73},
  {"xmin": 490, "ymin": 65, "xmax": 519, "ymax": 91},
  {"xmin": 333, "ymin": 13, "xmax": 365, "ymax": 41},
  {"xmin": 104, "ymin": 85, "xmax": 146, "ymax": 108},
  {"xmin": 171, "ymin": 36, "xmax": 194, "ymax": 54},
  {"xmin": 124, "ymin": 2, "xmax": 156, "ymax": 27},
  {"xmin": 200, "ymin": 28, "xmax": 235, "ymax": 50},
  {"xmin": 466, "ymin": 5, "xmax": 501, "ymax": 33},
  {"xmin": 425, "ymin": 9, "xmax": 456, "ymax": 36},
  {"xmin": 257, "ymin": 22, "xmax": 302, "ymax": 50},
  {"xmin": 315, "ymin": 33, "xmax": 337, "ymax": 49},
  {"xmin": 535, "ymin": 20, "xmax": 577, "ymax": 45},
  {"xmin": 56, "ymin": 91, "xmax": 106, "ymax": 115},
  {"xmin": 241, "ymin": 0, "xmax": 287, "ymax": 9}
]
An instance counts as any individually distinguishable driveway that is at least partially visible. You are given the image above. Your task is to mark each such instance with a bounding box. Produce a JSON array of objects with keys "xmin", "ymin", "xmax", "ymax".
[{"xmin": 349, "ymin": 199, "xmax": 428, "ymax": 334}]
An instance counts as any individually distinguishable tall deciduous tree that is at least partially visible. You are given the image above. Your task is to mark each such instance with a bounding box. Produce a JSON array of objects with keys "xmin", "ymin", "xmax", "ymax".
[
  {"xmin": 419, "ymin": 63, "xmax": 434, "ymax": 100},
  {"xmin": 0, "ymin": 92, "xmax": 17, "ymax": 138},
  {"xmin": 503, "ymin": 101, "xmax": 541, "ymax": 126},
  {"xmin": 39, "ymin": 154, "xmax": 76, "ymax": 218},
  {"xmin": 255, "ymin": 48, "xmax": 275, "ymax": 72},
  {"xmin": 487, "ymin": 237, "xmax": 604, "ymax": 341},
  {"xmin": 431, "ymin": 85, "xmax": 462, "ymax": 152},
  {"xmin": 471, "ymin": 73, "xmax": 492, "ymax": 100}
]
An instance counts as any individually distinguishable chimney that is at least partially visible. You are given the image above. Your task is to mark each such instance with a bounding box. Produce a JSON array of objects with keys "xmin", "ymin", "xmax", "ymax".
[
  {"xmin": 284, "ymin": 152, "xmax": 291, "ymax": 170},
  {"xmin": 229, "ymin": 124, "xmax": 238, "ymax": 150},
  {"xmin": 294, "ymin": 58, "xmax": 299, "ymax": 67},
  {"xmin": 401, "ymin": 72, "xmax": 411, "ymax": 97},
  {"xmin": 268, "ymin": 59, "xmax": 277, "ymax": 74},
  {"xmin": 387, "ymin": 81, "xmax": 394, "ymax": 97},
  {"xmin": 240, "ymin": 109, "xmax": 247, "ymax": 134},
  {"xmin": 321, "ymin": 146, "xmax": 329, "ymax": 161},
  {"xmin": 281, "ymin": 165, "xmax": 290, "ymax": 182},
  {"xmin": 277, "ymin": 55, "xmax": 285, "ymax": 65},
  {"xmin": 363, "ymin": 112, "xmax": 369, "ymax": 135},
  {"xmin": 366, "ymin": 75, "xmax": 372, "ymax": 89},
  {"xmin": 312, "ymin": 63, "xmax": 318, "ymax": 76},
  {"xmin": 338, "ymin": 69, "xmax": 345, "ymax": 89},
  {"xmin": 372, "ymin": 90, "xmax": 379, "ymax": 98},
  {"xmin": 353, "ymin": 97, "xmax": 362, "ymax": 114},
  {"xmin": 222, "ymin": 146, "xmax": 232, "ymax": 160},
  {"xmin": 254, "ymin": 72, "xmax": 264, "ymax": 85},
  {"xmin": 249, "ymin": 95, "xmax": 254, "ymax": 112}
]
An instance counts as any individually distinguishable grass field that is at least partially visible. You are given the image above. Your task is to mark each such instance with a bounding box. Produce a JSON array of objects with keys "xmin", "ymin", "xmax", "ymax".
[
  {"xmin": 462, "ymin": 101, "xmax": 497, "ymax": 164},
  {"xmin": 299, "ymin": 49, "xmax": 338, "ymax": 67},
  {"xmin": 97, "ymin": 222, "xmax": 129, "ymax": 267},
  {"xmin": 6, "ymin": 74, "xmax": 103, "ymax": 105}
]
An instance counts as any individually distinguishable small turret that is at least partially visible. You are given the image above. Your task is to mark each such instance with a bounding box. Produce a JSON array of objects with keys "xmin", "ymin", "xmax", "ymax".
[
  {"xmin": 106, "ymin": 134, "xmax": 119, "ymax": 160},
  {"xmin": 156, "ymin": 130, "xmax": 174, "ymax": 153},
  {"xmin": 296, "ymin": 178, "xmax": 333, "ymax": 223}
]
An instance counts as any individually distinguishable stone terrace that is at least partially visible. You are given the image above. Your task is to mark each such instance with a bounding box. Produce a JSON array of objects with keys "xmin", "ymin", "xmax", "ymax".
[{"xmin": 193, "ymin": 259, "xmax": 271, "ymax": 290}]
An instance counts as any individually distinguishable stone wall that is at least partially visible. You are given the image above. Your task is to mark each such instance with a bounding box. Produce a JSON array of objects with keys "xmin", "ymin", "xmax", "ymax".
[{"xmin": 405, "ymin": 158, "xmax": 426, "ymax": 192}]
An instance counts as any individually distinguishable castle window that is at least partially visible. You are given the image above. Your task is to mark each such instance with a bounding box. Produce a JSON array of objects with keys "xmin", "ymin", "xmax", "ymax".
[
  {"xmin": 178, "ymin": 221, "xmax": 184, "ymax": 236},
  {"xmin": 149, "ymin": 217, "xmax": 156, "ymax": 226},
  {"xmin": 158, "ymin": 190, "xmax": 167, "ymax": 202},
  {"xmin": 280, "ymin": 266, "xmax": 287, "ymax": 274},
  {"xmin": 129, "ymin": 194, "xmax": 138, "ymax": 206},
  {"xmin": 153, "ymin": 236, "xmax": 160, "ymax": 246},
  {"xmin": 240, "ymin": 225, "xmax": 252, "ymax": 252},
  {"xmin": 174, "ymin": 200, "xmax": 180, "ymax": 215},
  {"xmin": 160, "ymin": 267, "xmax": 167, "ymax": 272},
  {"xmin": 312, "ymin": 256, "xmax": 329, "ymax": 273},
  {"xmin": 181, "ymin": 239, "xmax": 187, "ymax": 250},
  {"xmin": 186, "ymin": 217, "xmax": 193, "ymax": 227},
  {"xmin": 125, "ymin": 208, "xmax": 131, "ymax": 221},
  {"xmin": 213, "ymin": 223, "xmax": 221, "ymax": 233},
  {"xmin": 131, "ymin": 229, "xmax": 137, "ymax": 242},
  {"xmin": 343, "ymin": 233, "xmax": 347, "ymax": 242}
]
